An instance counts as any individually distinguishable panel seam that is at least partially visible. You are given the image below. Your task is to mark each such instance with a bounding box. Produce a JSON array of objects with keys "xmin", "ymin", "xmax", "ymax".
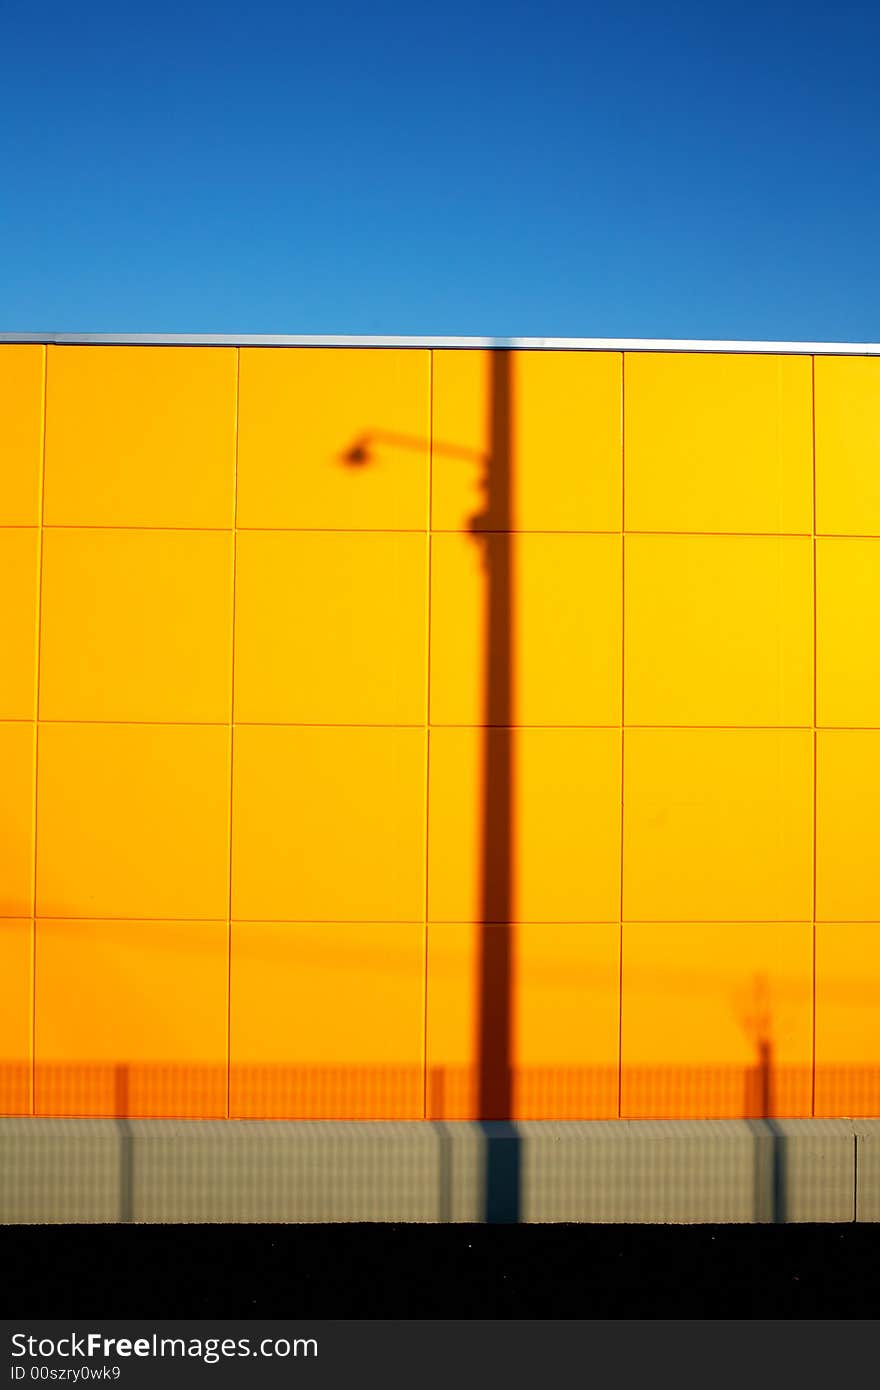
[
  {"xmin": 26, "ymin": 525, "xmax": 869, "ymax": 538},
  {"xmin": 225, "ymin": 348, "xmax": 240, "ymax": 1120},
  {"xmin": 30, "ymin": 343, "xmax": 48, "ymax": 1116},
  {"xmin": 9, "ymin": 915, "xmax": 819, "ymax": 924},
  {"xmin": 811, "ymin": 355, "xmax": 818, "ymax": 1118},
  {"xmin": 422, "ymin": 350, "xmax": 433, "ymax": 1120},
  {"xmin": 618, "ymin": 351, "xmax": 626, "ymax": 1119}
]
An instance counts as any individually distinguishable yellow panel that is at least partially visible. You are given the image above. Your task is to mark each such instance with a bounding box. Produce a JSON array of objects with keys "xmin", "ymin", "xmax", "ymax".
[
  {"xmin": 428, "ymin": 728, "xmax": 620, "ymax": 923},
  {"xmin": 234, "ymin": 531, "xmax": 427, "ymax": 724},
  {"xmin": 237, "ymin": 348, "xmax": 429, "ymax": 529},
  {"xmin": 623, "ymin": 729, "xmax": 812, "ymax": 921},
  {"xmin": 0, "ymin": 723, "xmax": 34, "ymax": 917},
  {"xmin": 621, "ymin": 922, "xmax": 812, "ymax": 1118},
  {"xmin": 815, "ymin": 923, "xmax": 880, "ymax": 1117},
  {"xmin": 230, "ymin": 921, "xmax": 423, "ymax": 1119},
  {"xmin": 430, "ymin": 533, "xmax": 621, "ymax": 726},
  {"xmin": 44, "ymin": 346, "xmax": 236, "ymax": 526},
  {"xmin": 426, "ymin": 922, "xmax": 619, "ymax": 1119},
  {"xmin": 39, "ymin": 529, "xmax": 233, "ymax": 722},
  {"xmin": 431, "ymin": 349, "xmax": 621, "ymax": 532},
  {"xmin": 817, "ymin": 539, "xmax": 880, "ymax": 727},
  {"xmin": 35, "ymin": 919, "xmax": 226, "ymax": 1117},
  {"xmin": 815, "ymin": 356, "xmax": 880, "ymax": 536},
  {"xmin": 625, "ymin": 535, "xmax": 812, "ymax": 726},
  {"xmin": 0, "ymin": 529, "xmax": 39, "ymax": 719},
  {"xmin": 624, "ymin": 353, "xmax": 812, "ymax": 533},
  {"xmin": 36, "ymin": 724, "xmax": 229, "ymax": 919},
  {"xmin": 231, "ymin": 726, "xmax": 425, "ymax": 921},
  {"xmin": 816, "ymin": 731, "xmax": 880, "ymax": 921},
  {"xmin": 0, "ymin": 345, "xmax": 43, "ymax": 525},
  {"xmin": 0, "ymin": 919, "xmax": 32, "ymax": 1115}
]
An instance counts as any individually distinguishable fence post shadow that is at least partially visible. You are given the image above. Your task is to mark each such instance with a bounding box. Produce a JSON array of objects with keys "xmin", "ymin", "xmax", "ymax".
[
  {"xmin": 115, "ymin": 1063, "xmax": 134, "ymax": 1223},
  {"xmin": 746, "ymin": 1038, "xmax": 787, "ymax": 1224}
]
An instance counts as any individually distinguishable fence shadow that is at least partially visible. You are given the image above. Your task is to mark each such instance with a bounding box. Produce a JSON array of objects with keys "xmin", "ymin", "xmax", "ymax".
[
  {"xmin": 14, "ymin": 1059, "xmax": 872, "ymax": 1122},
  {"xmin": 3, "ymin": 1060, "xmax": 876, "ymax": 1224}
]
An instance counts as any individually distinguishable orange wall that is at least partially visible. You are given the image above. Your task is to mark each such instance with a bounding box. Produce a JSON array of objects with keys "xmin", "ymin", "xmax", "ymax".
[{"xmin": 1, "ymin": 342, "xmax": 878, "ymax": 1120}]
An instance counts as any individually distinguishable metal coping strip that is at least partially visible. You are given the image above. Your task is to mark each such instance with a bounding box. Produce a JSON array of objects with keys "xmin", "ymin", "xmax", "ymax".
[{"xmin": 0, "ymin": 333, "xmax": 879, "ymax": 354}]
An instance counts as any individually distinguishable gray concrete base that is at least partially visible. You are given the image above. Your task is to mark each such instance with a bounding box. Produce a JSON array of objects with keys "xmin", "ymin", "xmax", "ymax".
[{"xmin": 0, "ymin": 1118, "xmax": 874, "ymax": 1224}]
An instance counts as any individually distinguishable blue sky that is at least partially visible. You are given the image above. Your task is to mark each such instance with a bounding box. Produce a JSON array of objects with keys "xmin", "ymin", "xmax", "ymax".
[{"xmin": 2, "ymin": 0, "xmax": 878, "ymax": 338}]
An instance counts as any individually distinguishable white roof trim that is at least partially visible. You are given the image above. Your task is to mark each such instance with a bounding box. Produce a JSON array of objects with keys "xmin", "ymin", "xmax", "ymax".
[{"xmin": 0, "ymin": 333, "xmax": 878, "ymax": 354}]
